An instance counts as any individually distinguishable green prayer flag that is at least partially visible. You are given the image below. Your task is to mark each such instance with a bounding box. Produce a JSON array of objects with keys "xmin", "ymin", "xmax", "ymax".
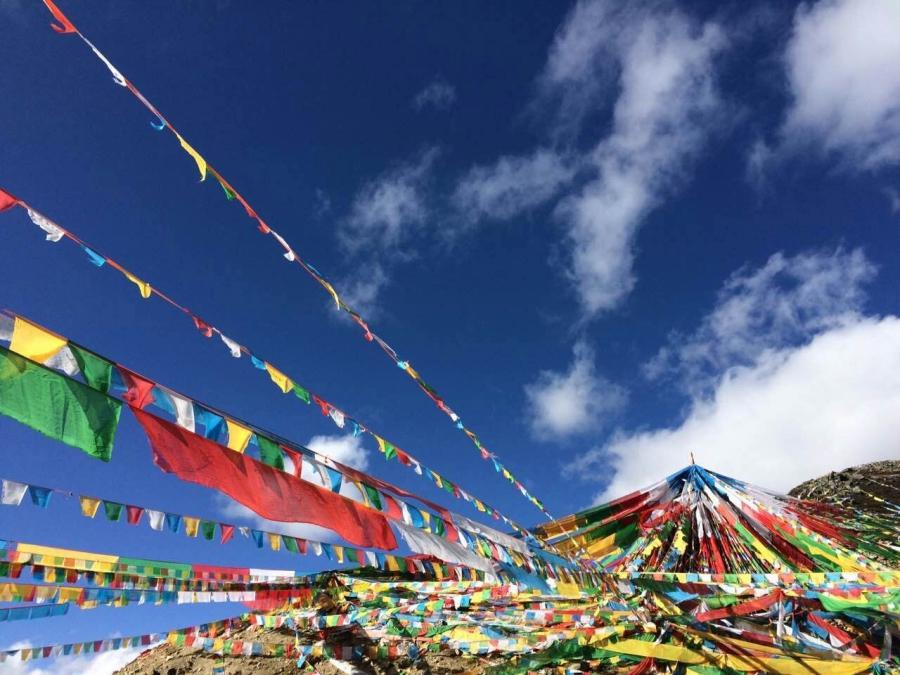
[
  {"xmin": 362, "ymin": 484, "xmax": 383, "ymax": 511},
  {"xmin": 200, "ymin": 520, "xmax": 217, "ymax": 540},
  {"xmin": 69, "ymin": 344, "xmax": 114, "ymax": 394},
  {"xmin": 283, "ymin": 535, "xmax": 299, "ymax": 553},
  {"xmin": 103, "ymin": 501, "xmax": 123, "ymax": 522},
  {"xmin": 382, "ymin": 440, "xmax": 397, "ymax": 461},
  {"xmin": 257, "ymin": 435, "xmax": 285, "ymax": 471},
  {"xmin": 0, "ymin": 346, "xmax": 121, "ymax": 461},
  {"xmin": 292, "ymin": 383, "xmax": 311, "ymax": 404}
]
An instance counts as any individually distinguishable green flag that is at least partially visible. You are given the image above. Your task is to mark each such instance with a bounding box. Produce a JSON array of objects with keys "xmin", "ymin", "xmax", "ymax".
[
  {"xmin": 0, "ymin": 346, "xmax": 121, "ymax": 461},
  {"xmin": 256, "ymin": 435, "xmax": 285, "ymax": 471},
  {"xmin": 69, "ymin": 343, "xmax": 114, "ymax": 393}
]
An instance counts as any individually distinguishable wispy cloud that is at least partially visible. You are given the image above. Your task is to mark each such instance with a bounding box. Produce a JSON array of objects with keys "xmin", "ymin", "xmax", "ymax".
[
  {"xmin": 337, "ymin": 147, "xmax": 440, "ymax": 311},
  {"xmin": 412, "ymin": 78, "xmax": 456, "ymax": 112},
  {"xmin": 452, "ymin": 149, "xmax": 579, "ymax": 226},
  {"xmin": 564, "ymin": 249, "xmax": 897, "ymax": 502},
  {"xmin": 644, "ymin": 247, "xmax": 876, "ymax": 396},
  {"xmin": 525, "ymin": 339, "xmax": 627, "ymax": 440},
  {"xmin": 754, "ymin": 0, "xmax": 900, "ymax": 174},
  {"xmin": 550, "ymin": 2, "xmax": 727, "ymax": 316},
  {"xmin": 449, "ymin": 0, "xmax": 728, "ymax": 318},
  {"xmin": 340, "ymin": 147, "xmax": 440, "ymax": 254}
]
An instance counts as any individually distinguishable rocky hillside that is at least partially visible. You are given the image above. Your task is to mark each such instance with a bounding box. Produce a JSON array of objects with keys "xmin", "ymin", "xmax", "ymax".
[{"xmin": 789, "ymin": 459, "xmax": 900, "ymax": 520}]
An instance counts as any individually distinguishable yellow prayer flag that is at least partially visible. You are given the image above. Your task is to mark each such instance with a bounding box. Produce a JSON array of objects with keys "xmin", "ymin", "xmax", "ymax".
[
  {"xmin": 334, "ymin": 545, "xmax": 345, "ymax": 563},
  {"xmin": 9, "ymin": 317, "xmax": 67, "ymax": 363},
  {"xmin": 320, "ymin": 279, "xmax": 341, "ymax": 308},
  {"xmin": 225, "ymin": 419, "xmax": 252, "ymax": 453},
  {"xmin": 176, "ymin": 133, "xmax": 207, "ymax": 181},
  {"xmin": 264, "ymin": 362, "xmax": 292, "ymax": 393},
  {"xmin": 123, "ymin": 270, "xmax": 152, "ymax": 299},
  {"xmin": 79, "ymin": 496, "xmax": 101, "ymax": 518},
  {"xmin": 269, "ymin": 532, "xmax": 281, "ymax": 551},
  {"xmin": 184, "ymin": 517, "xmax": 200, "ymax": 538}
]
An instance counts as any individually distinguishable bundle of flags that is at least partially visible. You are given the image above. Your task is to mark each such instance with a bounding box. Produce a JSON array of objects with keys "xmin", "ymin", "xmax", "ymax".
[{"xmin": 537, "ymin": 464, "xmax": 899, "ymax": 574}]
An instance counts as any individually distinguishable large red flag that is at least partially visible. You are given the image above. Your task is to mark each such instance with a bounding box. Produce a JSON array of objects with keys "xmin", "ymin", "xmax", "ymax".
[{"xmin": 131, "ymin": 406, "xmax": 398, "ymax": 550}]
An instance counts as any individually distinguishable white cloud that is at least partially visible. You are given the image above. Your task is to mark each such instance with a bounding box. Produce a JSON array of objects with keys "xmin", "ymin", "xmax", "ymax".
[
  {"xmin": 337, "ymin": 263, "xmax": 389, "ymax": 317},
  {"xmin": 307, "ymin": 433, "xmax": 370, "ymax": 471},
  {"xmin": 775, "ymin": 0, "xmax": 900, "ymax": 170},
  {"xmin": 339, "ymin": 147, "xmax": 439, "ymax": 254},
  {"xmin": 553, "ymin": 3, "xmax": 727, "ymax": 316},
  {"xmin": 525, "ymin": 339, "xmax": 627, "ymax": 440},
  {"xmin": 569, "ymin": 316, "xmax": 900, "ymax": 502},
  {"xmin": 452, "ymin": 149, "xmax": 579, "ymax": 224},
  {"xmin": 645, "ymin": 248, "xmax": 876, "ymax": 395},
  {"xmin": 412, "ymin": 79, "xmax": 456, "ymax": 112},
  {"xmin": 2, "ymin": 644, "xmax": 148, "ymax": 675}
]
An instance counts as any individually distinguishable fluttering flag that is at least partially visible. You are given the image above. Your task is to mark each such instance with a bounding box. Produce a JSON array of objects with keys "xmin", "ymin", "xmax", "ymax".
[
  {"xmin": 176, "ymin": 133, "xmax": 207, "ymax": 181},
  {"xmin": 225, "ymin": 419, "xmax": 252, "ymax": 453},
  {"xmin": 122, "ymin": 270, "xmax": 152, "ymax": 298},
  {"xmin": 103, "ymin": 501, "xmax": 123, "ymax": 521},
  {"xmin": 131, "ymin": 407, "xmax": 399, "ymax": 549},
  {"xmin": 264, "ymin": 363, "xmax": 292, "ymax": 394},
  {"xmin": 82, "ymin": 246, "xmax": 106, "ymax": 267},
  {"xmin": 79, "ymin": 496, "xmax": 101, "ymax": 518},
  {"xmin": 69, "ymin": 344, "xmax": 114, "ymax": 393},
  {"xmin": 0, "ymin": 188, "xmax": 18, "ymax": 212},
  {"xmin": 126, "ymin": 505, "xmax": 144, "ymax": 525},
  {"xmin": 26, "ymin": 208, "xmax": 65, "ymax": 242},
  {"xmin": 1, "ymin": 480, "xmax": 28, "ymax": 506},
  {"xmin": 0, "ymin": 346, "xmax": 121, "ymax": 461},
  {"xmin": 184, "ymin": 517, "xmax": 200, "ymax": 538},
  {"xmin": 119, "ymin": 367, "xmax": 155, "ymax": 409},
  {"xmin": 219, "ymin": 333, "xmax": 241, "ymax": 358},
  {"xmin": 42, "ymin": 0, "xmax": 77, "ymax": 34},
  {"xmin": 220, "ymin": 524, "xmax": 234, "ymax": 544},
  {"xmin": 9, "ymin": 317, "xmax": 67, "ymax": 364},
  {"xmin": 146, "ymin": 509, "xmax": 165, "ymax": 531}
]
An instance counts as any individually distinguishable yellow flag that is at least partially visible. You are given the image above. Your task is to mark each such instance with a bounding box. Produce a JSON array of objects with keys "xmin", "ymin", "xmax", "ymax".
[
  {"xmin": 225, "ymin": 419, "xmax": 252, "ymax": 453},
  {"xmin": 123, "ymin": 270, "xmax": 152, "ymax": 299},
  {"xmin": 176, "ymin": 133, "xmax": 207, "ymax": 181},
  {"xmin": 184, "ymin": 517, "xmax": 200, "ymax": 537},
  {"xmin": 264, "ymin": 363, "xmax": 292, "ymax": 393},
  {"xmin": 269, "ymin": 532, "xmax": 281, "ymax": 551},
  {"xmin": 9, "ymin": 317, "xmax": 67, "ymax": 363},
  {"xmin": 79, "ymin": 496, "xmax": 101, "ymax": 518}
]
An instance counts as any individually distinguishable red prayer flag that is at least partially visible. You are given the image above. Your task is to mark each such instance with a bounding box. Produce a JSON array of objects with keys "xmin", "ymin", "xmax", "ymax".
[
  {"xmin": 220, "ymin": 524, "xmax": 234, "ymax": 544},
  {"xmin": 119, "ymin": 367, "xmax": 155, "ymax": 409},
  {"xmin": 42, "ymin": 0, "xmax": 77, "ymax": 34},
  {"xmin": 192, "ymin": 316, "xmax": 213, "ymax": 338},
  {"xmin": 131, "ymin": 406, "xmax": 398, "ymax": 550},
  {"xmin": 0, "ymin": 188, "xmax": 18, "ymax": 212},
  {"xmin": 126, "ymin": 505, "xmax": 144, "ymax": 525}
]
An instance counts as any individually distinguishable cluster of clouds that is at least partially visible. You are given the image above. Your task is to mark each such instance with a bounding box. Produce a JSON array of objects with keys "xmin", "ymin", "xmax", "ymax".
[{"xmin": 330, "ymin": 0, "xmax": 900, "ymax": 499}]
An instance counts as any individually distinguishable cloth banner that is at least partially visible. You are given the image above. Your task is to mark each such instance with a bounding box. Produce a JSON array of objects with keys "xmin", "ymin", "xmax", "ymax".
[
  {"xmin": 0, "ymin": 346, "xmax": 121, "ymax": 461},
  {"xmin": 130, "ymin": 406, "xmax": 397, "ymax": 550}
]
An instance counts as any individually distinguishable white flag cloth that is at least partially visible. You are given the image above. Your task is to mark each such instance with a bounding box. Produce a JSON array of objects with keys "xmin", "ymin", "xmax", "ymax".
[
  {"xmin": 146, "ymin": 509, "xmax": 165, "ymax": 531},
  {"xmin": 1, "ymin": 480, "xmax": 28, "ymax": 506},
  {"xmin": 394, "ymin": 522, "xmax": 498, "ymax": 582},
  {"xmin": 328, "ymin": 408, "xmax": 346, "ymax": 429},
  {"xmin": 159, "ymin": 387, "xmax": 196, "ymax": 432},
  {"xmin": 44, "ymin": 345, "xmax": 81, "ymax": 376},
  {"xmin": 219, "ymin": 333, "xmax": 242, "ymax": 358},
  {"xmin": 27, "ymin": 208, "xmax": 65, "ymax": 242},
  {"xmin": 452, "ymin": 513, "xmax": 529, "ymax": 555},
  {"xmin": 81, "ymin": 36, "xmax": 127, "ymax": 86}
]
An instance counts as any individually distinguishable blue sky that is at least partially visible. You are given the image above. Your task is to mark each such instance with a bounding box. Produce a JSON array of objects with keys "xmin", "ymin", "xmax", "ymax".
[{"xmin": 1, "ymin": 0, "xmax": 900, "ymax": 669}]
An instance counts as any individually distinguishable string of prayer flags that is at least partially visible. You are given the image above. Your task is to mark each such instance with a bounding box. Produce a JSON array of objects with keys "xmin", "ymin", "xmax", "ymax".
[
  {"xmin": 0, "ymin": 202, "xmax": 541, "ymax": 551},
  {"xmin": 0, "ymin": 312, "xmax": 546, "ymax": 574},
  {"xmin": 34, "ymin": 0, "xmax": 552, "ymax": 518}
]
